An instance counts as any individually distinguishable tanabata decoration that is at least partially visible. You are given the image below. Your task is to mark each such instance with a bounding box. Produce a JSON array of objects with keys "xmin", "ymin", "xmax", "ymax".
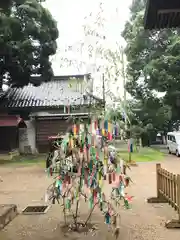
[
  {"xmin": 45, "ymin": 117, "xmax": 132, "ymax": 234},
  {"xmin": 128, "ymin": 138, "xmax": 133, "ymax": 153}
]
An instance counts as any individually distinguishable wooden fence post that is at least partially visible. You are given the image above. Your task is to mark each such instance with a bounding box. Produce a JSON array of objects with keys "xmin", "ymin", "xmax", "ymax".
[
  {"xmin": 156, "ymin": 163, "xmax": 161, "ymax": 199},
  {"xmin": 147, "ymin": 163, "xmax": 180, "ymax": 228},
  {"xmin": 177, "ymin": 174, "xmax": 180, "ymax": 222},
  {"xmin": 165, "ymin": 174, "xmax": 180, "ymax": 228},
  {"xmin": 147, "ymin": 163, "xmax": 167, "ymax": 203}
]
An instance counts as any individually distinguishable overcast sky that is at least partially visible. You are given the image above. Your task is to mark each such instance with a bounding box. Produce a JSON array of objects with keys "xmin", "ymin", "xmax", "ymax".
[{"xmin": 43, "ymin": 0, "xmax": 132, "ymax": 75}]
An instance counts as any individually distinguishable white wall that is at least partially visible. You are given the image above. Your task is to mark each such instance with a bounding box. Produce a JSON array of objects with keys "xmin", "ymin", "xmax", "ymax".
[{"xmin": 19, "ymin": 119, "xmax": 37, "ymax": 154}]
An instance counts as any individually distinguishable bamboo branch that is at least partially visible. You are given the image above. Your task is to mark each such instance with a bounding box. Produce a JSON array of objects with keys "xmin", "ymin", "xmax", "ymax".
[
  {"xmin": 74, "ymin": 156, "xmax": 84, "ymax": 229},
  {"xmin": 84, "ymin": 201, "xmax": 99, "ymax": 225},
  {"xmin": 62, "ymin": 196, "xmax": 67, "ymax": 225}
]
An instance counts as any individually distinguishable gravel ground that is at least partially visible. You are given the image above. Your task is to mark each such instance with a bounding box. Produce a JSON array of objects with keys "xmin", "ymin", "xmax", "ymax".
[{"xmin": 0, "ymin": 155, "xmax": 180, "ymax": 240}]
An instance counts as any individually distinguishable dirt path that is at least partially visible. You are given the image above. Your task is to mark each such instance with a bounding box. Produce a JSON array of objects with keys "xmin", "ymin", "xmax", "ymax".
[{"xmin": 0, "ymin": 155, "xmax": 180, "ymax": 239}]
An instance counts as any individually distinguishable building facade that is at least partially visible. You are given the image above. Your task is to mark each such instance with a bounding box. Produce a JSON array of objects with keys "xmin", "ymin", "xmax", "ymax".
[{"xmin": 0, "ymin": 74, "xmax": 103, "ymax": 153}]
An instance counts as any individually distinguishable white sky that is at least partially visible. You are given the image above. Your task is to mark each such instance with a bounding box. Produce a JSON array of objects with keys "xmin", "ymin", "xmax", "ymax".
[
  {"xmin": 43, "ymin": 0, "xmax": 132, "ymax": 75},
  {"xmin": 42, "ymin": 0, "xmax": 132, "ymax": 102}
]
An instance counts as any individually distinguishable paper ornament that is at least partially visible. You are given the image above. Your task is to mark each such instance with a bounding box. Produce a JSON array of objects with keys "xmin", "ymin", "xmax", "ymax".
[
  {"xmin": 46, "ymin": 117, "xmax": 132, "ymax": 231},
  {"xmin": 105, "ymin": 212, "xmax": 111, "ymax": 224}
]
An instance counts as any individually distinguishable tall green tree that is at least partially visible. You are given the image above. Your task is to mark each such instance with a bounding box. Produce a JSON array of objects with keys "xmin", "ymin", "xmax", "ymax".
[
  {"xmin": 0, "ymin": 0, "xmax": 58, "ymax": 89},
  {"xmin": 122, "ymin": 0, "xmax": 178, "ymax": 132}
]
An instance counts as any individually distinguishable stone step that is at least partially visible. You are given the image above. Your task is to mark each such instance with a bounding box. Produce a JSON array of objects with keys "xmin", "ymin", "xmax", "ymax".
[{"xmin": 0, "ymin": 204, "xmax": 18, "ymax": 230}]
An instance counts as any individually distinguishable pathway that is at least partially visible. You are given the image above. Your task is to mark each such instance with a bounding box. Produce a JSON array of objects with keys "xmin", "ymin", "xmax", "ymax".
[{"xmin": 0, "ymin": 156, "xmax": 180, "ymax": 239}]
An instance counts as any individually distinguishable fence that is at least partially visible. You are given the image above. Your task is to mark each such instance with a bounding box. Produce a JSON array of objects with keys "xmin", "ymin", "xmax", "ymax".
[{"xmin": 147, "ymin": 163, "xmax": 180, "ymax": 228}]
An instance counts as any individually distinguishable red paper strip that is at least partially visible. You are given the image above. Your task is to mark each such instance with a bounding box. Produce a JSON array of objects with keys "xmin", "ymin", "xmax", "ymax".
[
  {"xmin": 108, "ymin": 173, "xmax": 112, "ymax": 184},
  {"xmin": 112, "ymin": 172, "xmax": 116, "ymax": 182}
]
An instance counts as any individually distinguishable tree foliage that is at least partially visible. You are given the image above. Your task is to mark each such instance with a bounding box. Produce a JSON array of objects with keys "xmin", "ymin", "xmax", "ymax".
[
  {"xmin": 122, "ymin": 0, "xmax": 179, "ymax": 133},
  {"xmin": 0, "ymin": 0, "xmax": 58, "ymax": 89}
]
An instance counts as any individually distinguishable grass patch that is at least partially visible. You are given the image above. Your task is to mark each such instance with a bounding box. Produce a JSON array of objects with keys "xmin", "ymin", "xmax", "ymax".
[
  {"xmin": 118, "ymin": 147, "xmax": 164, "ymax": 162},
  {"xmin": 0, "ymin": 154, "xmax": 46, "ymax": 167},
  {"xmin": 0, "ymin": 147, "xmax": 164, "ymax": 166}
]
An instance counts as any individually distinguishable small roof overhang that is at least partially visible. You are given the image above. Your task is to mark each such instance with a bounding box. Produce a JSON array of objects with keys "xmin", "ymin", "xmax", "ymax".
[
  {"xmin": 144, "ymin": 0, "xmax": 180, "ymax": 29},
  {"xmin": 33, "ymin": 113, "xmax": 90, "ymax": 121},
  {"xmin": 0, "ymin": 115, "xmax": 26, "ymax": 128}
]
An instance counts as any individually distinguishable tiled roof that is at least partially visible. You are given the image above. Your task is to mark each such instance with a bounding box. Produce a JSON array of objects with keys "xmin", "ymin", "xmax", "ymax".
[{"xmin": 0, "ymin": 75, "xmax": 96, "ymax": 109}]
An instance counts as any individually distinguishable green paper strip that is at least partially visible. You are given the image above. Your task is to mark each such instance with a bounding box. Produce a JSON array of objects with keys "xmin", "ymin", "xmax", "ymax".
[
  {"xmin": 89, "ymin": 196, "xmax": 94, "ymax": 209},
  {"xmin": 66, "ymin": 199, "xmax": 71, "ymax": 209},
  {"xmin": 55, "ymin": 179, "xmax": 61, "ymax": 188},
  {"xmin": 124, "ymin": 199, "xmax": 130, "ymax": 209}
]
